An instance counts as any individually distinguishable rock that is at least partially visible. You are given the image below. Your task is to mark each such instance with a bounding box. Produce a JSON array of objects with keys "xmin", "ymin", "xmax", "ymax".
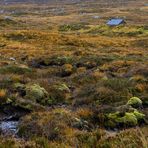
[
  {"xmin": 4, "ymin": 16, "xmax": 12, "ymax": 20},
  {"xmin": 127, "ymin": 97, "xmax": 142, "ymax": 108},
  {"xmin": 92, "ymin": 16, "xmax": 100, "ymax": 19},
  {"xmin": 9, "ymin": 57, "xmax": 16, "ymax": 61}
]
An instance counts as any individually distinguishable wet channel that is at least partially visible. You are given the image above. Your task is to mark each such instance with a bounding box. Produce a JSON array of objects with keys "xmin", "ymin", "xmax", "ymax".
[{"xmin": 0, "ymin": 120, "xmax": 19, "ymax": 135}]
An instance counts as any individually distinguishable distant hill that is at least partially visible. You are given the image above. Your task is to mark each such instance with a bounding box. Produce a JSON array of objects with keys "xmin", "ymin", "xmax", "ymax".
[
  {"xmin": 1, "ymin": 0, "xmax": 50, "ymax": 4},
  {"xmin": 0, "ymin": 0, "xmax": 85, "ymax": 4},
  {"xmin": 0, "ymin": 0, "xmax": 137, "ymax": 4}
]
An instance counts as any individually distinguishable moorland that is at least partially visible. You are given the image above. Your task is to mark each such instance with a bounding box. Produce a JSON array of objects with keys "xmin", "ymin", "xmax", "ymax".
[{"xmin": 0, "ymin": 0, "xmax": 148, "ymax": 147}]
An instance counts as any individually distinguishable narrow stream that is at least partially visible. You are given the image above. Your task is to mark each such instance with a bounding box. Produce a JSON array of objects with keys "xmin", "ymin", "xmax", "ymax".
[
  {"xmin": 0, "ymin": 120, "xmax": 19, "ymax": 135},
  {"xmin": 0, "ymin": 104, "xmax": 30, "ymax": 136}
]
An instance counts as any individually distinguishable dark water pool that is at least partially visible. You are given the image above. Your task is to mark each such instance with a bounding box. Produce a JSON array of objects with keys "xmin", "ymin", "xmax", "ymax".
[{"xmin": 0, "ymin": 121, "xmax": 19, "ymax": 135}]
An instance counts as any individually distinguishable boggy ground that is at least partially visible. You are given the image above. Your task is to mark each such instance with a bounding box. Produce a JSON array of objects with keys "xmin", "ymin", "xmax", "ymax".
[{"xmin": 0, "ymin": 0, "xmax": 148, "ymax": 147}]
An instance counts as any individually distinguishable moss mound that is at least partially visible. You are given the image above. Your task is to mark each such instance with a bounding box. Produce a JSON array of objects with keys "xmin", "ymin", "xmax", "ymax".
[
  {"xmin": 48, "ymin": 83, "xmax": 71, "ymax": 104},
  {"xmin": 25, "ymin": 84, "xmax": 49, "ymax": 104},
  {"xmin": 119, "ymin": 112, "xmax": 138, "ymax": 126},
  {"xmin": 107, "ymin": 110, "xmax": 145, "ymax": 128},
  {"xmin": 127, "ymin": 97, "xmax": 142, "ymax": 108}
]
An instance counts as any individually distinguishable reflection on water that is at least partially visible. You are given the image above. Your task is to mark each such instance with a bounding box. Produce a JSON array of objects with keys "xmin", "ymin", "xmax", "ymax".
[{"xmin": 0, "ymin": 121, "xmax": 18, "ymax": 135}]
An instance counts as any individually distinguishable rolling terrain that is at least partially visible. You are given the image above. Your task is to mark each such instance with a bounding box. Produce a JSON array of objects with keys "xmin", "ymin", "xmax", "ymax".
[{"xmin": 0, "ymin": 0, "xmax": 148, "ymax": 147}]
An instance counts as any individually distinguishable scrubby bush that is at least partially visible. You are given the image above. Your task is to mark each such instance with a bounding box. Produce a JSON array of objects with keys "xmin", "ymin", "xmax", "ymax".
[
  {"xmin": 14, "ymin": 83, "xmax": 26, "ymax": 96},
  {"xmin": 87, "ymin": 25, "xmax": 147, "ymax": 37},
  {"xmin": 99, "ymin": 128, "xmax": 148, "ymax": 148},
  {"xmin": 18, "ymin": 109, "xmax": 78, "ymax": 140},
  {"xmin": 0, "ymin": 18, "xmax": 17, "ymax": 27},
  {"xmin": 74, "ymin": 78, "xmax": 131, "ymax": 105},
  {"xmin": 59, "ymin": 23, "xmax": 89, "ymax": 32},
  {"xmin": 76, "ymin": 67, "xmax": 87, "ymax": 73},
  {"xmin": 0, "ymin": 89, "xmax": 11, "ymax": 104},
  {"xmin": 129, "ymin": 75, "xmax": 147, "ymax": 82},
  {"xmin": 33, "ymin": 56, "xmax": 74, "ymax": 67},
  {"xmin": 0, "ymin": 89, "xmax": 7, "ymax": 99},
  {"xmin": 18, "ymin": 108, "xmax": 106, "ymax": 147},
  {"xmin": 61, "ymin": 64, "xmax": 73, "ymax": 77},
  {"xmin": 75, "ymin": 129, "xmax": 105, "ymax": 148},
  {"xmin": 135, "ymin": 83, "xmax": 146, "ymax": 92}
]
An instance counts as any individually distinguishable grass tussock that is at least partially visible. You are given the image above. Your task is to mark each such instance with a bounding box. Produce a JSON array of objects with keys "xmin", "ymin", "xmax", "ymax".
[{"xmin": 0, "ymin": 0, "xmax": 147, "ymax": 147}]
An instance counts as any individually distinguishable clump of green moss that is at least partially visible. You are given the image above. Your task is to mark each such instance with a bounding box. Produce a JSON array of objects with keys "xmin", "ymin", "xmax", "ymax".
[
  {"xmin": 127, "ymin": 97, "xmax": 142, "ymax": 108},
  {"xmin": 106, "ymin": 97, "xmax": 145, "ymax": 128},
  {"xmin": 119, "ymin": 112, "xmax": 138, "ymax": 126},
  {"xmin": 13, "ymin": 82, "xmax": 71, "ymax": 107},
  {"xmin": 25, "ymin": 84, "xmax": 49, "ymax": 104},
  {"xmin": 133, "ymin": 110, "xmax": 145, "ymax": 121},
  {"xmin": 14, "ymin": 83, "xmax": 52, "ymax": 104},
  {"xmin": 106, "ymin": 110, "xmax": 145, "ymax": 128},
  {"xmin": 48, "ymin": 83, "xmax": 71, "ymax": 104}
]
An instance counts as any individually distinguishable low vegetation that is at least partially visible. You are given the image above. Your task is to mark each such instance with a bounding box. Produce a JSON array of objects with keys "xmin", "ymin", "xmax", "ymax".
[{"xmin": 0, "ymin": 0, "xmax": 147, "ymax": 147}]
